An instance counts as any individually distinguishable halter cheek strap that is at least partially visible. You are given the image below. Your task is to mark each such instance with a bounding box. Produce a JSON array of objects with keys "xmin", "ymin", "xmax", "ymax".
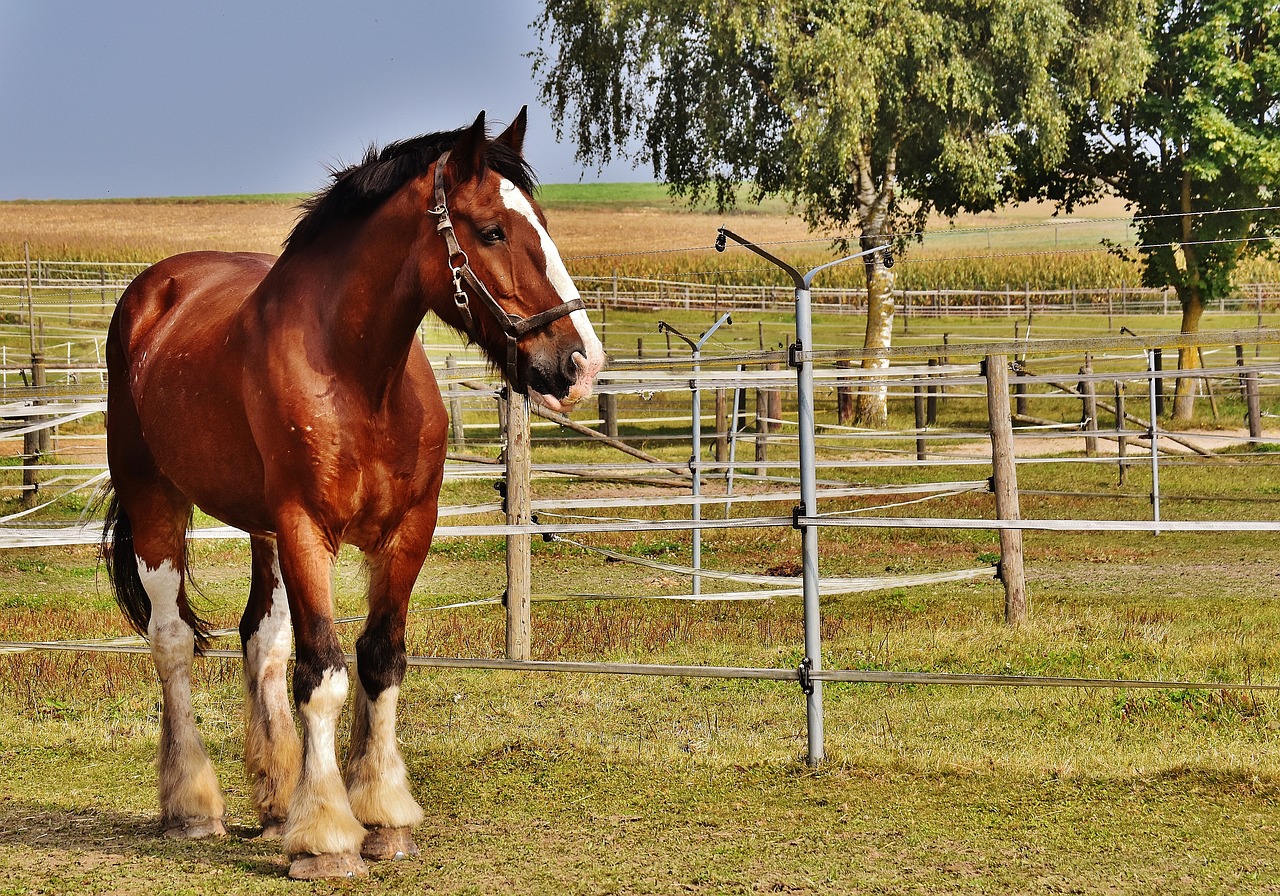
[{"xmin": 428, "ymin": 149, "xmax": 586, "ymax": 392}]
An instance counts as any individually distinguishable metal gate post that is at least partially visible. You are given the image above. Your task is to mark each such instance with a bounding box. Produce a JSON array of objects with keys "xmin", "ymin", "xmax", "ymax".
[
  {"xmin": 793, "ymin": 284, "xmax": 824, "ymax": 765},
  {"xmin": 1147, "ymin": 350, "xmax": 1162, "ymax": 534},
  {"xmin": 715, "ymin": 228, "xmax": 893, "ymax": 768}
]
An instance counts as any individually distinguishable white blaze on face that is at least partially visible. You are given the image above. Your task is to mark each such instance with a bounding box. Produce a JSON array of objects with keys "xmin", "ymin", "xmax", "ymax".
[{"xmin": 499, "ymin": 179, "xmax": 606, "ymax": 410}]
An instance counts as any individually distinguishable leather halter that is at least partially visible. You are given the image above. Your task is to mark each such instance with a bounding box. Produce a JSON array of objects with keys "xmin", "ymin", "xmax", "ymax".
[{"xmin": 428, "ymin": 149, "xmax": 585, "ymax": 392}]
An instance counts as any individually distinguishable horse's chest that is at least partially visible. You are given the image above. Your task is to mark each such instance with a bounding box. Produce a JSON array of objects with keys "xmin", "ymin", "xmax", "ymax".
[{"xmin": 316, "ymin": 422, "xmax": 444, "ymax": 522}]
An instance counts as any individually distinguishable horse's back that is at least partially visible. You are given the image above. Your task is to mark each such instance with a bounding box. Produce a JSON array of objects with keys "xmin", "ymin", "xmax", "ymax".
[
  {"xmin": 112, "ymin": 251, "xmax": 276, "ymax": 363},
  {"xmin": 108, "ymin": 251, "xmax": 281, "ymax": 531}
]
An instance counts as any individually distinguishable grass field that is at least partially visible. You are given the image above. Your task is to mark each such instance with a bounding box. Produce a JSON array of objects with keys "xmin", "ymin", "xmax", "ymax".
[{"xmin": 0, "ymin": 191, "xmax": 1279, "ymax": 892}]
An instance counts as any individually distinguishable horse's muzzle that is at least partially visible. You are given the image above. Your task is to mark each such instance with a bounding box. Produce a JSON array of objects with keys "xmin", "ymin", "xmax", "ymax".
[{"xmin": 528, "ymin": 346, "xmax": 604, "ymax": 413}]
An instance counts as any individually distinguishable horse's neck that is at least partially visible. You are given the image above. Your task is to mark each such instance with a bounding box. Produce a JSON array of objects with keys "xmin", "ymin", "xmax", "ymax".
[{"xmin": 267, "ymin": 224, "xmax": 436, "ymax": 395}]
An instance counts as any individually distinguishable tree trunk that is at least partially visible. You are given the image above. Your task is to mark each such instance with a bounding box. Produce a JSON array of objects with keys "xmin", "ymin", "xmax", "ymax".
[
  {"xmin": 837, "ymin": 360, "xmax": 855, "ymax": 424},
  {"xmin": 1172, "ymin": 287, "xmax": 1204, "ymax": 424},
  {"xmin": 853, "ymin": 258, "xmax": 896, "ymax": 427}
]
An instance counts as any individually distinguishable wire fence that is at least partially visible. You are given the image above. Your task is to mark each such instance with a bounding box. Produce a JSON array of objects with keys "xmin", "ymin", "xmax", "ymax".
[
  {"xmin": 5, "ymin": 260, "xmax": 1280, "ymax": 321},
  {"xmin": 0, "ymin": 273, "xmax": 1278, "ymax": 768}
]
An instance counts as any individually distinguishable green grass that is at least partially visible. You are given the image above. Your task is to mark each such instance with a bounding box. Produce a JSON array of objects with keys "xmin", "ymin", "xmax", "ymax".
[
  {"xmin": 2, "ymin": 440, "xmax": 1280, "ymax": 892},
  {"xmin": 0, "ymin": 302, "xmax": 1277, "ymax": 890}
]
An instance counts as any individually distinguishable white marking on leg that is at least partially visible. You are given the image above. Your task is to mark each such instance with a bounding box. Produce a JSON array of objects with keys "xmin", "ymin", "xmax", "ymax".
[
  {"xmin": 346, "ymin": 682, "xmax": 424, "ymax": 828},
  {"xmin": 139, "ymin": 558, "xmax": 186, "ymax": 656},
  {"xmin": 500, "ymin": 179, "xmax": 606, "ymax": 403},
  {"xmin": 244, "ymin": 549, "xmax": 301, "ymax": 829},
  {"xmin": 283, "ymin": 666, "xmax": 367, "ymax": 857},
  {"xmin": 137, "ymin": 557, "xmax": 225, "ymax": 831},
  {"xmin": 246, "ymin": 554, "xmax": 293, "ymax": 673}
]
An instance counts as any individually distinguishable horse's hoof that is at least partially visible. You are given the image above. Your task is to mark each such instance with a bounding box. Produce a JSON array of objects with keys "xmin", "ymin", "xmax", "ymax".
[
  {"xmin": 163, "ymin": 816, "xmax": 227, "ymax": 839},
  {"xmin": 256, "ymin": 816, "xmax": 287, "ymax": 840},
  {"xmin": 361, "ymin": 825, "xmax": 419, "ymax": 861},
  {"xmin": 287, "ymin": 852, "xmax": 368, "ymax": 880}
]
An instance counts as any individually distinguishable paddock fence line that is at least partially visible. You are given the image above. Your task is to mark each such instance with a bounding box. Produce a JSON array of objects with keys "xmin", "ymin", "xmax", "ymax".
[
  {"xmin": 4, "ymin": 260, "xmax": 1280, "ymax": 320},
  {"xmin": 8, "ymin": 638, "xmax": 1280, "ymax": 697},
  {"xmin": 0, "ymin": 294, "xmax": 1278, "ymax": 766}
]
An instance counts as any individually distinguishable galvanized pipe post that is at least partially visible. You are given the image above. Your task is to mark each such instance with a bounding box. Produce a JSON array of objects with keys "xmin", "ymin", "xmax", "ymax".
[
  {"xmin": 793, "ymin": 283, "xmax": 824, "ymax": 764},
  {"xmin": 715, "ymin": 227, "xmax": 890, "ymax": 767},
  {"xmin": 690, "ymin": 349, "xmax": 702, "ymax": 594},
  {"xmin": 1146, "ymin": 350, "xmax": 1162, "ymax": 534},
  {"xmin": 659, "ymin": 315, "xmax": 731, "ymax": 597}
]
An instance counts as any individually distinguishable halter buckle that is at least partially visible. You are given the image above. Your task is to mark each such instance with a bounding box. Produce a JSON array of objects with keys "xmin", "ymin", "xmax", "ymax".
[{"xmin": 452, "ymin": 268, "xmax": 468, "ymax": 305}]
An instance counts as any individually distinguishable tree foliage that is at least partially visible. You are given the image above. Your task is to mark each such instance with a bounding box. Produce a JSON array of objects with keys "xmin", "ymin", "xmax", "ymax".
[
  {"xmin": 1025, "ymin": 0, "xmax": 1280, "ymax": 419},
  {"xmin": 531, "ymin": 0, "xmax": 1148, "ymax": 238},
  {"xmin": 531, "ymin": 0, "xmax": 1148, "ymax": 425},
  {"xmin": 1033, "ymin": 0, "xmax": 1280, "ymax": 306}
]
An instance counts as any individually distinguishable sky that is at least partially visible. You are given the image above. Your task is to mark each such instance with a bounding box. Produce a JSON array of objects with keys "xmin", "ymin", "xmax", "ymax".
[{"xmin": 0, "ymin": 1, "xmax": 647, "ymax": 200}]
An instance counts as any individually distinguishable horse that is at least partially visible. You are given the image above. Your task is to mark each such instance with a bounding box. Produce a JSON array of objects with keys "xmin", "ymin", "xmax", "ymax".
[{"xmin": 100, "ymin": 109, "xmax": 605, "ymax": 879}]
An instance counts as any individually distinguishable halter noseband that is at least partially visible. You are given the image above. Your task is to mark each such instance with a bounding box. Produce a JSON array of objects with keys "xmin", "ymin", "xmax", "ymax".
[{"xmin": 428, "ymin": 149, "xmax": 586, "ymax": 392}]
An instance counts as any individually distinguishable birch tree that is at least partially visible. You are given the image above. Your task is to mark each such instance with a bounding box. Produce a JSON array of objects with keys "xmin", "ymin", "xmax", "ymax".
[{"xmin": 532, "ymin": 0, "xmax": 1147, "ymax": 425}]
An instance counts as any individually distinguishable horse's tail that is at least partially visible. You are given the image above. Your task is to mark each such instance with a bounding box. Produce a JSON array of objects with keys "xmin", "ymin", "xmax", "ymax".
[
  {"xmin": 101, "ymin": 488, "xmax": 152, "ymax": 640},
  {"xmin": 100, "ymin": 488, "xmax": 212, "ymax": 654}
]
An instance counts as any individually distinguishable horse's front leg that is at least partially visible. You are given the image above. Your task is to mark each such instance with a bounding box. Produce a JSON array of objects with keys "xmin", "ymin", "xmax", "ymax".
[
  {"xmin": 345, "ymin": 534, "xmax": 430, "ymax": 861},
  {"xmin": 275, "ymin": 512, "xmax": 368, "ymax": 880}
]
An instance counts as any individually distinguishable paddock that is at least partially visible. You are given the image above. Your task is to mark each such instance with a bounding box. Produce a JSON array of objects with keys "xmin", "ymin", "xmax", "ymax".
[{"xmin": 0, "ymin": 251, "xmax": 1278, "ymax": 889}]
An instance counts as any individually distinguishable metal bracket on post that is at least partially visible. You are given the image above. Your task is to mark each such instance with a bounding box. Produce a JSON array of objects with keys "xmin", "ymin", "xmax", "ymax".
[
  {"xmin": 787, "ymin": 342, "xmax": 803, "ymax": 369},
  {"xmin": 797, "ymin": 657, "xmax": 815, "ymax": 696}
]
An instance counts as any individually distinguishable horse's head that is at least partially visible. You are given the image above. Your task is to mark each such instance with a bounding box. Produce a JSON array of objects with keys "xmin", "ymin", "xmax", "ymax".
[{"xmin": 428, "ymin": 110, "xmax": 605, "ymax": 412}]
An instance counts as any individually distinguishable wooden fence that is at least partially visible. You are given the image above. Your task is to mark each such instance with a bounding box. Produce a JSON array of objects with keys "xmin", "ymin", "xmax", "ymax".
[{"xmin": 4, "ymin": 261, "xmax": 1279, "ymax": 320}]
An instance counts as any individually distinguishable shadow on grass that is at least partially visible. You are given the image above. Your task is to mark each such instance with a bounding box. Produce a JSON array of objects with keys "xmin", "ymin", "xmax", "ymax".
[{"xmin": 0, "ymin": 799, "xmax": 288, "ymax": 879}]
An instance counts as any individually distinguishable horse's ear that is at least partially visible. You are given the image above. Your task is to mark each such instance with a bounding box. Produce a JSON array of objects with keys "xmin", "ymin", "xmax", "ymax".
[
  {"xmin": 451, "ymin": 111, "xmax": 488, "ymax": 182},
  {"xmin": 496, "ymin": 106, "xmax": 528, "ymax": 157}
]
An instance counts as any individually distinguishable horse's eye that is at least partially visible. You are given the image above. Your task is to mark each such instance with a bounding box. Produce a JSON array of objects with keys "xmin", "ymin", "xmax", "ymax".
[{"xmin": 481, "ymin": 225, "xmax": 505, "ymax": 244}]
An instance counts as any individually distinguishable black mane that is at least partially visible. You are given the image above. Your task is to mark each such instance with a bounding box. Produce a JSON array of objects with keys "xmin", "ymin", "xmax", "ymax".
[{"xmin": 283, "ymin": 126, "xmax": 537, "ymax": 252}]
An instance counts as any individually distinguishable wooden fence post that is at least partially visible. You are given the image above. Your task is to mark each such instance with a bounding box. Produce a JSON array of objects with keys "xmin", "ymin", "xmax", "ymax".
[
  {"xmin": 22, "ymin": 351, "xmax": 45, "ymax": 508},
  {"xmin": 714, "ymin": 388, "xmax": 728, "ymax": 463},
  {"xmin": 755, "ymin": 376, "xmax": 768, "ymax": 477},
  {"xmin": 598, "ymin": 385, "xmax": 619, "ymax": 439},
  {"xmin": 1153, "ymin": 348, "xmax": 1165, "ymax": 417},
  {"xmin": 914, "ymin": 377, "xmax": 927, "ymax": 461},
  {"xmin": 503, "ymin": 390, "xmax": 532, "ymax": 661},
  {"xmin": 1080, "ymin": 358, "xmax": 1099, "ymax": 457},
  {"xmin": 767, "ymin": 362, "xmax": 782, "ymax": 432},
  {"xmin": 1115, "ymin": 381, "xmax": 1128, "ymax": 486},
  {"xmin": 926, "ymin": 357, "xmax": 939, "ymax": 426},
  {"xmin": 1246, "ymin": 371, "xmax": 1263, "ymax": 442},
  {"xmin": 1013, "ymin": 360, "xmax": 1028, "ymax": 419},
  {"xmin": 984, "ymin": 355, "xmax": 1027, "ymax": 626},
  {"xmin": 444, "ymin": 355, "xmax": 466, "ymax": 448}
]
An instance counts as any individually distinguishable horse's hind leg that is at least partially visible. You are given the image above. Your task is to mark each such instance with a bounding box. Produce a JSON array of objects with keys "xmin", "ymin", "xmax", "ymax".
[
  {"xmin": 346, "ymin": 541, "xmax": 428, "ymax": 861},
  {"xmin": 240, "ymin": 535, "xmax": 302, "ymax": 838},
  {"xmin": 131, "ymin": 494, "xmax": 227, "ymax": 839}
]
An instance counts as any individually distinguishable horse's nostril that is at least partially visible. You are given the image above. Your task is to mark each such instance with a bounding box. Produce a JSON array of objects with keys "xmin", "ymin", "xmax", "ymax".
[{"xmin": 561, "ymin": 345, "xmax": 586, "ymax": 384}]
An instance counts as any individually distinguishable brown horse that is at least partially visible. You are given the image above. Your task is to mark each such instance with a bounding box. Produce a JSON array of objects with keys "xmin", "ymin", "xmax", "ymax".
[{"xmin": 101, "ymin": 110, "xmax": 604, "ymax": 879}]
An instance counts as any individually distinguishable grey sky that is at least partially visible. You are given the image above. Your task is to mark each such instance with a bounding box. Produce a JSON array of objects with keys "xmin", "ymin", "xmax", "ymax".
[{"xmin": 0, "ymin": 1, "xmax": 646, "ymax": 199}]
